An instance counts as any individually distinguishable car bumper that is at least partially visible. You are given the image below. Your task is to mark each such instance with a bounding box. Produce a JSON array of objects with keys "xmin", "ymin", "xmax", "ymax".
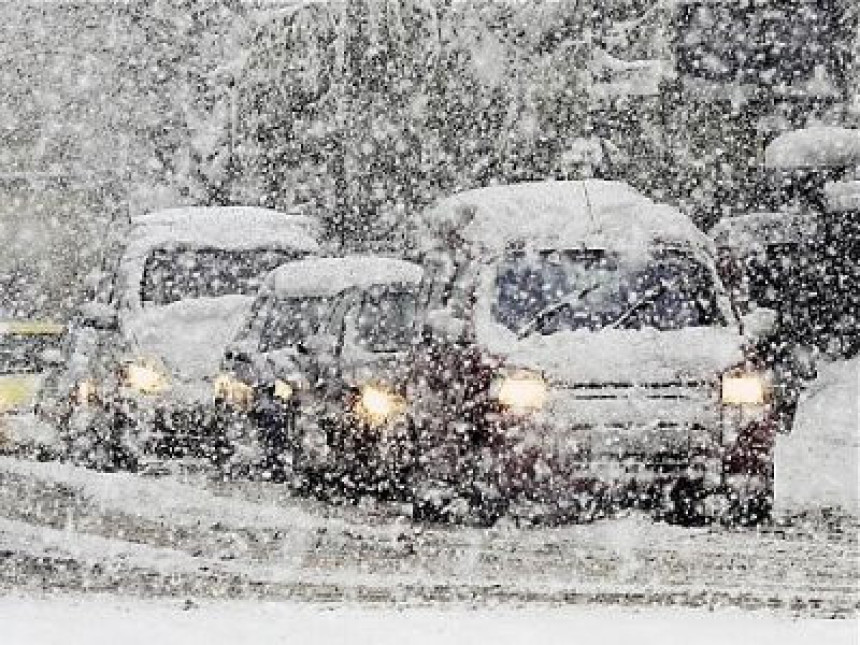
[
  {"xmin": 100, "ymin": 393, "xmax": 224, "ymax": 457},
  {"xmin": 326, "ymin": 402, "xmax": 774, "ymax": 502}
]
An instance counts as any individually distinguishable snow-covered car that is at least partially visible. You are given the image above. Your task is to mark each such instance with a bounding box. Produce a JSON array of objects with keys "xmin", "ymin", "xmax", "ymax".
[
  {"xmin": 215, "ymin": 256, "xmax": 424, "ymax": 489},
  {"xmin": 710, "ymin": 210, "xmax": 816, "ymax": 313},
  {"xmin": 344, "ymin": 180, "xmax": 791, "ymax": 526},
  {"xmin": 59, "ymin": 206, "xmax": 320, "ymax": 470},
  {"xmin": 0, "ymin": 320, "xmax": 65, "ymax": 452},
  {"xmin": 737, "ymin": 126, "xmax": 860, "ymax": 356}
]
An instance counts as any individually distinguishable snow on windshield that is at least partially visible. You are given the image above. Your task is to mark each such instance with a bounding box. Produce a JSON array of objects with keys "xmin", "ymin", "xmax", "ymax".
[{"xmin": 493, "ymin": 249, "xmax": 723, "ymax": 335}]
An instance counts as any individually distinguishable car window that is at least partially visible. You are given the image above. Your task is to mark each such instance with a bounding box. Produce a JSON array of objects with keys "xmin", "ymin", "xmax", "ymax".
[
  {"xmin": 259, "ymin": 296, "xmax": 332, "ymax": 353},
  {"xmin": 353, "ymin": 286, "xmax": 418, "ymax": 353},
  {"xmin": 140, "ymin": 247, "xmax": 304, "ymax": 306}
]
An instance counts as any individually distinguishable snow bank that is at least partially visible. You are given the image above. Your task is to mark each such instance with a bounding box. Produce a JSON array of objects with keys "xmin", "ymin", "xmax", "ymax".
[
  {"xmin": 0, "ymin": 456, "xmax": 389, "ymax": 538},
  {"xmin": 775, "ymin": 357, "xmax": 859, "ymax": 515},
  {"xmin": 1, "ymin": 597, "xmax": 854, "ymax": 645},
  {"xmin": 267, "ymin": 256, "xmax": 423, "ymax": 298},
  {"xmin": 764, "ymin": 127, "xmax": 860, "ymax": 170}
]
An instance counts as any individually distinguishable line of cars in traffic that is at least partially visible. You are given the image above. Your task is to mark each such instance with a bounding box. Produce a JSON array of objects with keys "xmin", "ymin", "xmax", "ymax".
[{"xmin": 0, "ymin": 180, "xmax": 805, "ymax": 526}]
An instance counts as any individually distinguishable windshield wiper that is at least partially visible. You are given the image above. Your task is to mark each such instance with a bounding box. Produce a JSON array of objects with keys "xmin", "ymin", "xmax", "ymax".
[
  {"xmin": 607, "ymin": 284, "xmax": 666, "ymax": 330},
  {"xmin": 516, "ymin": 285, "xmax": 598, "ymax": 339}
]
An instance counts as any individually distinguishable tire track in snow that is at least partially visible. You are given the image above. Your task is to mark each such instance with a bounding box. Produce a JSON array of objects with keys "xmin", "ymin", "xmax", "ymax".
[{"xmin": 0, "ymin": 457, "xmax": 856, "ymax": 617}]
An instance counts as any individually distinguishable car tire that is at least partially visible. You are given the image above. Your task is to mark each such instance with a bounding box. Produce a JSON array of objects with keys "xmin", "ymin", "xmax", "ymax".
[{"xmin": 662, "ymin": 476, "xmax": 773, "ymax": 527}]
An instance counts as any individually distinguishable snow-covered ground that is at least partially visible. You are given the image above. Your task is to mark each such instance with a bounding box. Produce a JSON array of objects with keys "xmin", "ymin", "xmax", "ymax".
[
  {"xmin": 775, "ymin": 357, "xmax": 859, "ymax": 515},
  {"xmin": 1, "ymin": 360, "xmax": 858, "ymax": 641},
  {"xmin": 2, "ymin": 596, "xmax": 856, "ymax": 645},
  {"xmin": 0, "ymin": 454, "xmax": 856, "ymax": 616}
]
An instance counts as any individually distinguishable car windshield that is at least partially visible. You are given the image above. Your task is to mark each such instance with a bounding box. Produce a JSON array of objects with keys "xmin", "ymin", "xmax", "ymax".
[
  {"xmin": 259, "ymin": 296, "xmax": 332, "ymax": 353},
  {"xmin": 140, "ymin": 247, "xmax": 303, "ymax": 306},
  {"xmin": 0, "ymin": 334, "xmax": 62, "ymax": 375},
  {"xmin": 493, "ymin": 249, "xmax": 723, "ymax": 335},
  {"xmin": 354, "ymin": 287, "xmax": 418, "ymax": 353}
]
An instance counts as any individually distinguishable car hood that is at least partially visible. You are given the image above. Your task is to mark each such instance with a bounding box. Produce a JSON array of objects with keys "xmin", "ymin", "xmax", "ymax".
[
  {"xmin": 480, "ymin": 325, "xmax": 745, "ymax": 385},
  {"xmin": 122, "ymin": 295, "xmax": 254, "ymax": 387}
]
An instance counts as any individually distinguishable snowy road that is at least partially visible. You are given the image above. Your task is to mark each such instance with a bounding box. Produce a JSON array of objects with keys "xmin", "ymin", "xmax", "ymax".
[{"xmin": 0, "ymin": 456, "xmax": 856, "ymax": 619}]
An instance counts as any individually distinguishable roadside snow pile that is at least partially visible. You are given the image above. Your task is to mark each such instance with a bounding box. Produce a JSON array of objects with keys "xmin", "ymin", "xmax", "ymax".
[{"xmin": 775, "ymin": 357, "xmax": 859, "ymax": 515}]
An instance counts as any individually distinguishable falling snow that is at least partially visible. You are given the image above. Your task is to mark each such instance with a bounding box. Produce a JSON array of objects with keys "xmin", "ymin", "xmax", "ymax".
[{"xmin": 0, "ymin": 1, "xmax": 857, "ymax": 643}]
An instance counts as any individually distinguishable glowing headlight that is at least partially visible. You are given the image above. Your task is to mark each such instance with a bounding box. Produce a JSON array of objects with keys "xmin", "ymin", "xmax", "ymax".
[
  {"xmin": 123, "ymin": 361, "xmax": 169, "ymax": 395},
  {"xmin": 355, "ymin": 385, "xmax": 405, "ymax": 425},
  {"xmin": 274, "ymin": 379, "xmax": 294, "ymax": 401},
  {"xmin": 494, "ymin": 371, "xmax": 548, "ymax": 411},
  {"xmin": 214, "ymin": 374, "xmax": 254, "ymax": 409},
  {"xmin": 75, "ymin": 379, "xmax": 98, "ymax": 406},
  {"xmin": 721, "ymin": 373, "xmax": 769, "ymax": 406}
]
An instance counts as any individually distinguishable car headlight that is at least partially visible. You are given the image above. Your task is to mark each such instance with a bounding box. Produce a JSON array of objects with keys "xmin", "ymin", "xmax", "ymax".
[
  {"xmin": 493, "ymin": 370, "xmax": 548, "ymax": 412},
  {"xmin": 74, "ymin": 379, "xmax": 98, "ymax": 406},
  {"xmin": 721, "ymin": 372, "xmax": 770, "ymax": 406},
  {"xmin": 354, "ymin": 384, "xmax": 405, "ymax": 425},
  {"xmin": 122, "ymin": 360, "xmax": 169, "ymax": 395},
  {"xmin": 273, "ymin": 379, "xmax": 294, "ymax": 401},
  {"xmin": 214, "ymin": 373, "xmax": 254, "ymax": 409}
]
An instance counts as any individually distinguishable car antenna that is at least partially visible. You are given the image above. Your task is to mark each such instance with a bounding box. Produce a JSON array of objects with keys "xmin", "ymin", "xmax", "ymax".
[{"xmin": 583, "ymin": 181, "xmax": 601, "ymax": 232}]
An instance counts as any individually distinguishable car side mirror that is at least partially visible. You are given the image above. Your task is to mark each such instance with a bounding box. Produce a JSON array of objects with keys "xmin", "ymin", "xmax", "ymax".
[
  {"xmin": 788, "ymin": 344, "xmax": 818, "ymax": 381},
  {"xmin": 424, "ymin": 309, "xmax": 471, "ymax": 344},
  {"xmin": 79, "ymin": 302, "xmax": 119, "ymax": 331},
  {"xmin": 740, "ymin": 307, "xmax": 777, "ymax": 340}
]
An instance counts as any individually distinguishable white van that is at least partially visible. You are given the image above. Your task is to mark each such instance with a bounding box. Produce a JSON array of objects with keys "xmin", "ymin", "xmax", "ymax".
[
  {"xmin": 398, "ymin": 180, "xmax": 785, "ymax": 525},
  {"xmin": 60, "ymin": 206, "xmax": 320, "ymax": 470}
]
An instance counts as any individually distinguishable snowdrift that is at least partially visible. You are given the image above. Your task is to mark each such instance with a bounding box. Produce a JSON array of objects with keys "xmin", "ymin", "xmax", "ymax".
[{"xmin": 774, "ymin": 357, "xmax": 859, "ymax": 515}]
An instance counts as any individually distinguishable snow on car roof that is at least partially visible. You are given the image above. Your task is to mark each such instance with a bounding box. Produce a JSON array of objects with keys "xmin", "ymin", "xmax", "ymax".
[
  {"xmin": 764, "ymin": 127, "xmax": 860, "ymax": 170},
  {"xmin": 420, "ymin": 180, "xmax": 711, "ymax": 256},
  {"xmin": 709, "ymin": 211, "xmax": 817, "ymax": 251},
  {"xmin": 266, "ymin": 256, "xmax": 423, "ymax": 298},
  {"xmin": 824, "ymin": 180, "xmax": 860, "ymax": 213},
  {"xmin": 132, "ymin": 205, "xmax": 317, "ymax": 233},
  {"xmin": 124, "ymin": 206, "xmax": 320, "ymax": 259}
]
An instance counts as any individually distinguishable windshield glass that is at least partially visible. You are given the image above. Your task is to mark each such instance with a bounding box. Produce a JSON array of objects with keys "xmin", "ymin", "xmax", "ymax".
[
  {"xmin": 0, "ymin": 334, "xmax": 63, "ymax": 375},
  {"xmin": 140, "ymin": 247, "xmax": 303, "ymax": 306},
  {"xmin": 493, "ymin": 249, "xmax": 722, "ymax": 335},
  {"xmin": 354, "ymin": 288, "xmax": 418, "ymax": 353},
  {"xmin": 259, "ymin": 296, "xmax": 332, "ymax": 353}
]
